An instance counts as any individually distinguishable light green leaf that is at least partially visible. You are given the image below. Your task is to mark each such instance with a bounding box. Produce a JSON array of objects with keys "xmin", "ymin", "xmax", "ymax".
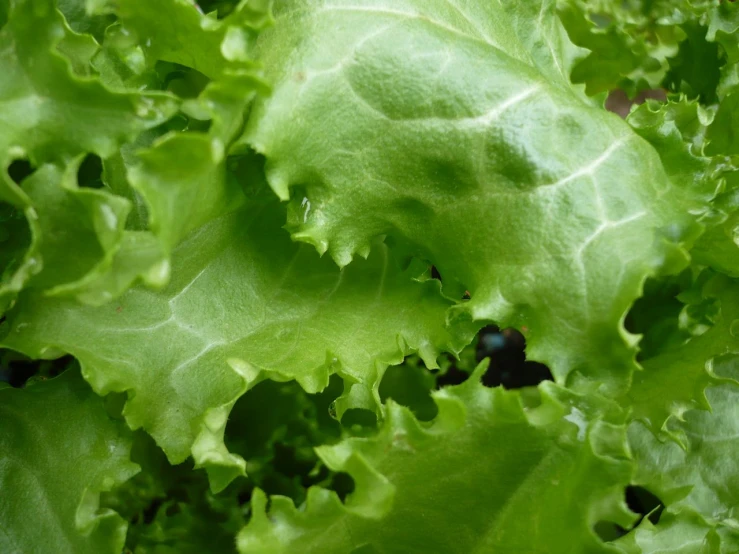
[
  {"xmin": 244, "ymin": 0, "xmax": 705, "ymax": 392},
  {"xmin": 0, "ymin": 0, "xmax": 177, "ymax": 207},
  {"xmin": 127, "ymin": 133, "xmax": 244, "ymax": 253},
  {"xmin": 625, "ymin": 97, "xmax": 714, "ymax": 192},
  {"xmin": 56, "ymin": 10, "xmax": 100, "ymax": 77},
  {"xmin": 239, "ymin": 368, "xmax": 635, "ymax": 553},
  {"xmin": 21, "ymin": 161, "xmax": 130, "ymax": 293},
  {"xmin": 691, "ymin": 179, "xmax": 739, "ymax": 278},
  {"xmin": 0, "ymin": 199, "xmax": 471, "ymax": 489},
  {"xmin": 89, "ymin": 0, "xmax": 271, "ymax": 80},
  {"xmin": 615, "ymin": 509, "xmax": 735, "ymax": 554},
  {"xmin": 626, "ymin": 98, "xmax": 739, "ymax": 280},
  {"xmin": 626, "ymin": 376, "xmax": 739, "ymax": 548},
  {"xmin": 0, "ymin": 368, "xmax": 138, "ymax": 554}
]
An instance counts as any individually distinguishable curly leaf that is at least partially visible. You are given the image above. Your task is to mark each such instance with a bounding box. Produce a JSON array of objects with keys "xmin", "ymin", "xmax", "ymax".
[
  {"xmin": 239, "ymin": 364, "xmax": 636, "ymax": 554},
  {"xmin": 89, "ymin": 0, "xmax": 271, "ymax": 80},
  {"xmin": 0, "ymin": 369, "xmax": 138, "ymax": 554},
  {"xmin": 625, "ymin": 275, "xmax": 739, "ymax": 440},
  {"xmin": 0, "ymin": 199, "xmax": 471, "ymax": 490},
  {"xmin": 244, "ymin": 0, "xmax": 705, "ymax": 392},
  {"xmin": 616, "ymin": 509, "xmax": 736, "ymax": 554},
  {"xmin": 0, "ymin": 0, "xmax": 176, "ymax": 206},
  {"xmin": 557, "ymin": 0, "xmax": 687, "ymax": 97},
  {"xmin": 626, "ymin": 377, "xmax": 739, "ymax": 549}
]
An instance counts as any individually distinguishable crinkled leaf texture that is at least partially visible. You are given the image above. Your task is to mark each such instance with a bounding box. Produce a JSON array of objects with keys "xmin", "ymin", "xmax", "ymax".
[
  {"xmin": 244, "ymin": 0, "xmax": 705, "ymax": 393},
  {"xmin": 239, "ymin": 365, "xmax": 636, "ymax": 554},
  {"xmin": 617, "ymin": 278, "xmax": 739, "ymax": 551},
  {"xmin": 0, "ymin": 0, "xmax": 175, "ymax": 206},
  {"xmin": 0, "ymin": 0, "xmax": 177, "ymax": 313},
  {"xmin": 623, "ymin": 378, "xmax": 739, "ymax": 552},
  {"xmin": 557, "ymin": 0, "xmax": 688, "ymax": 97},
  {"xmin": 0, "ymin": 369, "xmax": 138, "ymax": 554},
  {"xmin": 0, "ymin": 199, "xmax": 471, "ymax": 491},
  {"xmin": 625, "ymin": 275, "xmax": 739, "ymax": 439}
]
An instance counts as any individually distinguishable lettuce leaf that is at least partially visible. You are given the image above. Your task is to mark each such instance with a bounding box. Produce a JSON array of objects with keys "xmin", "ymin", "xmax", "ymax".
[
  {"xmin": 0, "ymin": 368, "xmax": 138, "ymax": 554},
  {"xmin": 239, "ymin": 364, "xmax": 635, "ymax": 553},
  {"xmin": 243, "ymin": 0, "xmax": 708, "ymax": 393}
]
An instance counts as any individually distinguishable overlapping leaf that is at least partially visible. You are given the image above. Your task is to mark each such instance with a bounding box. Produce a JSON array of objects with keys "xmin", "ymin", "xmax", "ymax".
[
  {"xmin": 0, "ymin": 369, "xmax": 138, "ymax": 554},
  {"xmin": 625, "ymin": 274, "xmax": 739, "ymax": 445},
  {"xmin": 239, "ymin": 365, "xmax": 636, "ymax": 553},
  {"xmin": 0, "ymin": 0, "xmax": 175, "ymax": 206},
  {"xmin": 88, "ymin": 0, "xmax": 271, "ymax": 81},
  {"xmin": 0, "ymin": 197, "xmax": 471, "ymax": 491},
  {"xmin": 616, "ymin": 509, "xmax": 737, "ymax": 554},
  {"xmin": 0, "ymin": 0, "xmax": 178, "ymax": 314},
  {"xmin": 557, "ymin": 0, "xmax": 689, "ymax": 97},
  {"xmin": 243, "ymin": 0, "xmax": 707, "ymax": 393},
  {"xmin": 624, "ymin": 378, "xmax": 739, "ymax": 551}
]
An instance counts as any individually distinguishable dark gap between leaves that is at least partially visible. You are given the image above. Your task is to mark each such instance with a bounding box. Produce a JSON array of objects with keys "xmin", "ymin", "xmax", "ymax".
[
  {"xmin": 141, "ymin": 499, "xmax": 163, "ymax": 525},
  {"xmin": 0, "ymin": 352, "xmax": 74, "ymax": 388},
  {"xmin": 437, "ymin": 326, "xmax": 553, "ymax": 390},
  {"xmin": 331, "ymin": 471, "xmax": 356, "ymax": 502},
  {"xmin": 595, "ymin": 485, "xmax": 665, "ymax": 542},
  {"xmin": 7, "ymin": 159, "xmax": 35, "ymax": 185},
  {"xmin": 77, "ymin": 153, "xmax": 104, "ymax": 189}
]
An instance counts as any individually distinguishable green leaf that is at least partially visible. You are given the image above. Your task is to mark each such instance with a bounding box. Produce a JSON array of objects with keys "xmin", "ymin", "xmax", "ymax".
[
  {"xmin": 21, "ymin": 161, "xmax": 130, "ymax": 293},
  {"xmin": 0, "ymin": 368, "xmax": 138, "ymax": 554},
  {"xmin": 626, "ymin": 98, "xmax": 739, "ymax": 280},
  {"xmin": 0, "ymin": 202, "xmax": 39, "ymax": 315},
  {"xmin": 615, "ymin": 509, "xmax": 735, "ymax": 554},
  {"xmin": 128, "ymin": 133, "xmax": 244, "ymax": 253},
  {"xmin": 238, "ymin": 367, "xmax": 635, "ymax": 553},
  {"xmin": 706, "ymin": 0, "xmax": 739, "ymax": 100},
  {"xmin": 243, "ymin": 0, "xmax": 705, "ymax": 392},
  {"xmin": 0, "ymin": 199, "xmax": 471, "ymax": 489},
  {"xmin": 0, "ymin": 0, "xmax": 177, "ymax": 207},
  {"xmin": 691, "ymin": 179, "xmax": 739, "ymax": 278},
  {"xmin": 626, "ymin": 377, "xmax": 739, "ymax": 548},
  {"xmin": 664, "ymin": 20, "xmax": 722, "ymax": 104},
  {"xmin": 102, "ymin": 431, "xmax": 250, "ymax": 554},
  {"xmin": 89, "ymin": 0, "xmax": 271, "ymax": 80},
  {"xmin": 625, "ymin": 275, "xmax": 739, "ymax": 440},
  {"xmin": 557, "ymin": 0, "xmax": 686, "ymax": 97},
  {"xmin": 625, "ymin": 97, "xmax": 714, "ymax": 192}
]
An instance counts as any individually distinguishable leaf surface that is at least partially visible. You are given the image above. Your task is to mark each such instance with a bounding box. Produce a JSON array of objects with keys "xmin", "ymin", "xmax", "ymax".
[
  {"xmin": 239, "ymin": 369, "xmax": 635, "ymax": 553},
  {"xmin": 0, "ymin": 369, "xmax": 138, "ymax": 554},
  {"xmin": 1, "ymin": 199, "xmax": 470, "ymax": 489},
  {"xmin": 244, "ymin": 0, "xmax": 705, "ymax": 392}
]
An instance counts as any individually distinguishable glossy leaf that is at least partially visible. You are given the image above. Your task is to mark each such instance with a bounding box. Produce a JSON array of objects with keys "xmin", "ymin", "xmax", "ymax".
[
  {"xmin": 0, "ymin": 199, "xmax": 471, "ymax": 490},
  {"xmin": 244, "ymin": 0, "xmax": 705, "ymax": 393}
]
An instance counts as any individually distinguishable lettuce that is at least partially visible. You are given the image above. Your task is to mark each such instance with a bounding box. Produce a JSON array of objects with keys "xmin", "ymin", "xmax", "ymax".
[{"xmin": 0, "ymin": 0, "xmax": 737, "ymax": 552}]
